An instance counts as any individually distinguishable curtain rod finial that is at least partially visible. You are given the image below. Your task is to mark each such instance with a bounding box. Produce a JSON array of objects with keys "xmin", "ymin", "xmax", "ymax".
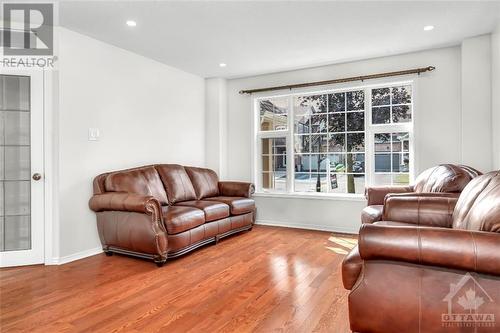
[{"xmin": 428, "ymin": 66, "xmax": 436, "ymax": 71}]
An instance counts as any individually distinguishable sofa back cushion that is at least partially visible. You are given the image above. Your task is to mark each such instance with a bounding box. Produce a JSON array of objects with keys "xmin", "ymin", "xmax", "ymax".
[
  {"xmin": 155, "ymin": 164, "xmax": 197, "ymax": 204},
  {"xmin": 185, "ymin": 166, "xmax": 219, "ymax": 199},
  {"xmin": 104, "ymin": 166, "xmax": 169, "ymax": 205},
  {"xmin": 452, "ymin": 171, "xmax": 500, "ymax": 232},
  {"xmin": 413, "ymin": 164, "xmax": 480, "ymax": 193}
]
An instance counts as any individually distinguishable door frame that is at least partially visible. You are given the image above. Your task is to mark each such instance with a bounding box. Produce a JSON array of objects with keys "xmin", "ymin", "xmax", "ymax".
[
  {"xmin": 43, "ymin": 69, "xmax": 57, "ymax": 265},
  {"xmin": 0, "ymin": 68, "xmax": 45, "ymax": 267}
]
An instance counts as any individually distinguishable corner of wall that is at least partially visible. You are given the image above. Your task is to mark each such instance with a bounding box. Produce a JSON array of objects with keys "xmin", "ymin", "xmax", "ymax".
[
  {"xmin": 460, "ymin": 34, "xmax": 493, "ymax": 172},
  {"xmin": 205, "ymin": 78, "xmax": 228, "ymax": 178},
  {"xmin": 43, "ymin": 30, "xmax": 62, "ymax": 263}
]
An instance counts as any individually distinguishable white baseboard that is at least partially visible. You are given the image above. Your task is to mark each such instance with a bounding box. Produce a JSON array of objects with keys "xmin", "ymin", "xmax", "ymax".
[
  {"xmin": 255, "ymin": 219, "xmax": 359, "ymax": 235},
  {"xmin": 48, "ymin": 246, "xmax": 103, "ymax": 265}
]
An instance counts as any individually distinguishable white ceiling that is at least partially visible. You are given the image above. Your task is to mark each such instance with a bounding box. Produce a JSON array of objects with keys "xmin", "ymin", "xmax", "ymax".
[{"xmin": 59, "ymin": 1, "xmax": 500, "ymax": 78}]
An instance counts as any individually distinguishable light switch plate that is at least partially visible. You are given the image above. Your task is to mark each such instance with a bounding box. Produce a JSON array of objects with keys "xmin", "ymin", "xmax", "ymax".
[{"xmin": 88, "ymin": 128, "xmax": 100, "ymax": 141}]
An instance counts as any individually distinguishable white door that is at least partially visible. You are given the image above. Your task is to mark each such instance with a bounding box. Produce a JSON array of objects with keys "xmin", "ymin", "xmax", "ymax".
[{"xmin": 0, "ymin": 70, "xmax": 44, "ymax": 267}]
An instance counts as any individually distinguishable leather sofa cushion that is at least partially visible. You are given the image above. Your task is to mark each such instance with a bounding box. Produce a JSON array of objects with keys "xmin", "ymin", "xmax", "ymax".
[
  {"xmin": 361, "ymin": 205, "xmax": 383, "ymax": 224},
  {"xmin": 185, "ymin": 166, "xmax": 219, "ymax": 199},
  {"xmin": 156, "ymin": 164, "xmax": 196, "ymax": 204},
  {"xmin": 162, "ymin": 206, "xmax": 205, "ymax": 235},
  {"xmin": 104, "ymin": 166, "xmax": 169, "ymax": 205},
  {"xmin": 176, "ymin": 200, "xmax": 230, "ymax": 222},
  {"xmin": 204, "ymin": 196, "xmax": 255, "ymax": 215}
]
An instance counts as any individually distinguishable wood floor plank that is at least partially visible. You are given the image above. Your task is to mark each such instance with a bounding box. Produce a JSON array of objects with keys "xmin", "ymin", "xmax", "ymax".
[{"xmin": 0, "ymin": 225, "xmax": 356, "ymax": 333}]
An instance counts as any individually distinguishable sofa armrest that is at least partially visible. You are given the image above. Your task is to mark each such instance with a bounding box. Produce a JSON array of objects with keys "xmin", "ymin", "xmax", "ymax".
[
  {"xmin": 342, "ymin": 245, "xmax": 363, "ymax": 290},
  {"xmin": 358, "ymin": 224, "xmax": 500, "ymax": 276},
  {"xmin": 218, "ymin": 181, "xmax": 255, "ymax": 198},
  {"xmin": 89, "ymin": 192, "xmax": 162, "ymax": 219},
  {"xmin": 382, "ymin": 195, "xmax": 458, "ymax": 228},
  {"xmin": 365, "ymin": 185, "xmax": 413, "ymax": 205}
]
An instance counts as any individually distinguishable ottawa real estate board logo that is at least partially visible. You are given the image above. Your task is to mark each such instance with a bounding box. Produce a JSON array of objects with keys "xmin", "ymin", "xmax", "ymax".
[
  {"xmin": 1, "ymin": 3, "xmax": 54, "ymax": 68},
  {"xmin": 442, "ymin": 273, "xmax": 496, "ymax": 329}
]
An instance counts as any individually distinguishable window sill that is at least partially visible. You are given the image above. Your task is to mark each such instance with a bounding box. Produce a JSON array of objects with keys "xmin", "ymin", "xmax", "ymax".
[{"xmin": 253, "ymin": 191, "xmax": 366, "ymax": 202}]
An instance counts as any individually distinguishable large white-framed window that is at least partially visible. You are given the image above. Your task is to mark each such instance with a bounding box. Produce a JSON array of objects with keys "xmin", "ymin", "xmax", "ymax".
[{"xmin": 253, "ymin": 80, "xmax": 414, "ymax": 197}]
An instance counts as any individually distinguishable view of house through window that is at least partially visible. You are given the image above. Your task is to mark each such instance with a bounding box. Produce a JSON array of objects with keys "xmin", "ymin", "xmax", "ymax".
[
  {"xmin": 374, "ymin": 132, "xmax": 410, "ymax": 185},
  {"xmin": 256, "ymin": 83, "xmax": 413, "ymax": 194},
  {"xmin": 261, "ymin": 137, "xmax": 287, "ymax": 191},
  {"xmin": 259, "ymin": 98, "xmax": 288, "ymax": 131}
]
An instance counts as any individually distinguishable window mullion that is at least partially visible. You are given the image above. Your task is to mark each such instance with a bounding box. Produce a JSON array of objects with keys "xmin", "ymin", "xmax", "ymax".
[
  {"xmin": 366, "ymin": 87, "xmax": 373, "ymax": 187},
  {"xmin": 370, "ymin": 124, "xmax": 411, "ymax": 133},
  {"xmin": 287, "ymin": 95, "xmax": 294, "ymax": 193},
  {"xmin": 409, "ymin": 130, "xmax": 415, "ymax": 183},
  {"xmin": 390, "ymin": 133, "xmax": 394, "ymax": 184},
  {"xmin": 256, "ymin": 130, "xmax": 289, "ymax": 139}
]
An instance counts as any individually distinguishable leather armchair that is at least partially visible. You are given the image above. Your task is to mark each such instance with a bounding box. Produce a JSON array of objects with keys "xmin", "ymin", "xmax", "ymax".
[
  {"xmin": 343, "ymin": 171, "xmax": 500, "ymax": 333},
  {"xmin": 361, "ymin": 164, "xmax": 481, "ymax": 224}
]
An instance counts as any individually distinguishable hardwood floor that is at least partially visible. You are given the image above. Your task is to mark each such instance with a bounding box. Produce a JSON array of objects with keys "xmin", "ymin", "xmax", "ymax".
[{"xmin": 0, "ymin": 225, "xmax": 357, "ymax": 333}]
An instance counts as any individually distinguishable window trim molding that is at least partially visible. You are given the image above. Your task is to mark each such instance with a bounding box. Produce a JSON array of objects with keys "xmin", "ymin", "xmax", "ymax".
[
  {"xmin": 253, "ymin": 192, "xmax": 366, "ymax": 202},
  {"xmin": 252, "ymin": 78, "xmax": 416, "ymax": 198}
]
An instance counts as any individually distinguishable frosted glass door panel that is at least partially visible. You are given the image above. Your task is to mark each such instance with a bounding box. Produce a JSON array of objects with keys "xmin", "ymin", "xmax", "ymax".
[{"xmin": 0, "ymin": 75, "xmax": 31, "ymax": 251}]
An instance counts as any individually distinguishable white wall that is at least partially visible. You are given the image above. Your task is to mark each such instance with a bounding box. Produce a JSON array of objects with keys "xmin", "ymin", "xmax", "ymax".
[
  {"xmin": 461, "ymin": 35, "xmax": 492, "ymax": 172},
  {"xmin": 226, "ymin": 46, "xmax": 466, "ymax": 234},
  {"xmin": 492, "ymin": 23, "xmax": 500, "ymax": 170},
  {"xmin": 54, "ymin": 28, "xmax": 205, "ymax": 259}
]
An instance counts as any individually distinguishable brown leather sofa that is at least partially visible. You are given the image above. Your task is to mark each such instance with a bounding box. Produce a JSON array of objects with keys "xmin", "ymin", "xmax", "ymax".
[
  {"xmin": 362, "ymin": 164, "xmax": 481, "ymax": 224},
  {"xmin": 89, "ymin": 164, "xmax": 255, "ymax": 266},
  {"xmin": 343, "ymin": 171, "xmax": 500, "ymax": 333}
]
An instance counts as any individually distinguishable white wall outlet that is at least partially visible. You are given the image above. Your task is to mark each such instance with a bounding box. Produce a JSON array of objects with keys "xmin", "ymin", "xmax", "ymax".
[{"xmin": 88, "ymin": 128, "xmax": 100, "ymax": 141}]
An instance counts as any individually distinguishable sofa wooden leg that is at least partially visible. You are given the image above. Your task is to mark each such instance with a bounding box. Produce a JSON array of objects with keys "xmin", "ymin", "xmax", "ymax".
[
  {"xmin": 214, "ymin": 235, "xmax": 220, "ymax": 245},
  {"xmin": 154, "ymin": 257, "xmax": 167, "ymax": 267},
  {"xmin": 102, "ymin": 246, "xmax": 112, "ymax": 256}
]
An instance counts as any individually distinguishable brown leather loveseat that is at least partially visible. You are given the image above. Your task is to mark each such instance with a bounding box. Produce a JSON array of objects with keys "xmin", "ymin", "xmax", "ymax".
[
  {"xmin": 342, "ymin": 171, "xmax": 500, "ymax": 333},
  {"xmin": 362, "ymin": 164, "xmax": 481, "ymax": 224},
  {"xmin": 89, "ymin": 164, "xmax": 255, "ymax": 266}
]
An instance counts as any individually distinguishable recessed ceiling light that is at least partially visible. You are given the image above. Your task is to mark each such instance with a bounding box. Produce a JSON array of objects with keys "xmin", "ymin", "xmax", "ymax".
[
  {"xmin": 423, "ymin": 25, "xmax": 434, "ymax": 31},
  {"xmin": 126, "ymin": 20, "xmax": 137, "ymax": 27},
  {"xmin": 219, "ymin": 63, "xmax": 227, "ymax": 67}
]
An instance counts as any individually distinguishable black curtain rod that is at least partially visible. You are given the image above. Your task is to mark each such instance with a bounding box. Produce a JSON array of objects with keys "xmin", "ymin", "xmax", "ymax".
[{"xmin": 239, "ymin": 66, "xmax": 435, "ymax": 94}]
